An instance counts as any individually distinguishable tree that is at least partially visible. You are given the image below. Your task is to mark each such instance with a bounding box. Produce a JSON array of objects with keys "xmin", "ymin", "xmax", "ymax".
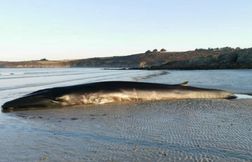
[
  {"xmin": 235, "ymin": 47, "xmax": 241, "ymax": 51},
  {"xmin": 195, "ymin": 48, "xmax": 207, "ymax": 51},
  {"xmin": 40, "ymin": 58, "xmax": 48, "ymax": 61},
  {"xmin": 220, "ymin": 47, "xmax": 234, "ymax": 52},
  {"xmin": 145, "ymin": 50, "xmax": 152, "ymax": 54},
  {"xmin": 160, "ymin": 48, "xmax": 167, "ymax": 52},
  {"xmin": 153, "ymin": 49, "xmax": 158, "ymax": 53}
]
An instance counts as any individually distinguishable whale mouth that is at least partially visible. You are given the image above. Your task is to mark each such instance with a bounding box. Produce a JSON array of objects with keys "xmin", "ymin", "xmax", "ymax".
[
  {"xmin": 1, "ymin": 101, "xmax": 59, "ymax": 113},
  {"xmin": 1, "ymin": 106, "xmax": 15, "ymax": 113}
]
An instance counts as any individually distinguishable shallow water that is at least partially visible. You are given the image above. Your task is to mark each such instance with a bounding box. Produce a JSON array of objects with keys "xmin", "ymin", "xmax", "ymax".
[{"xmin": 0, "ymin": 68, "xmax": 252, "ymax": 161}]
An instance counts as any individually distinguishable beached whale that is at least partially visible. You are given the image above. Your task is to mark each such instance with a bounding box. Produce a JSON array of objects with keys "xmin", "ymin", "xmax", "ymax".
[{"xmin": 2, "ymin": 81, "xmax": 236, "ymax": 112}]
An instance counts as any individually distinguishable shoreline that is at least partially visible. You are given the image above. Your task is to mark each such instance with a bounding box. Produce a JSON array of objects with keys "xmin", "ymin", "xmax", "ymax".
[{"xmin": 1, "ymin": 47, "xmax": 252, "ymax": 69}]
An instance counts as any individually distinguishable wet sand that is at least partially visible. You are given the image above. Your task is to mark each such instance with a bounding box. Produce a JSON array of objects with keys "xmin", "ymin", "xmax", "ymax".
[{"xmin": 1, "ymin": 99, "xmax": 252, "ymax": 161}]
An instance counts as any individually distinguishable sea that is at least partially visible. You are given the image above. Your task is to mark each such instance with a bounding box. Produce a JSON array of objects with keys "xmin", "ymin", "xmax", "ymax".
[{"xmin": 0, "ymin": 68, "xmax": 251, "ymax": 161}]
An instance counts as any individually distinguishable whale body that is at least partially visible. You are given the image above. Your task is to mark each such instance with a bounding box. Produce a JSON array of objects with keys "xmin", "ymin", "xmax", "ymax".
[{"xmin": 2, "ymin": 81, "xmax": 236, "ymax": 112}]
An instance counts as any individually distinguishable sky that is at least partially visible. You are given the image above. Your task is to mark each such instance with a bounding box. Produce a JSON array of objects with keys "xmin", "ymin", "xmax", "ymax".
[{"xmin": 0, "ymin": 0, "xmax": 252, "ymax": 61}]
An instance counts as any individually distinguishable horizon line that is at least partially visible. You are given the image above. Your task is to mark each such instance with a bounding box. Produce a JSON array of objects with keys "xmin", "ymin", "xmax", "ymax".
[{"xmin": 0, "ymin": 46, "xmax": 251, "ymax": 62}]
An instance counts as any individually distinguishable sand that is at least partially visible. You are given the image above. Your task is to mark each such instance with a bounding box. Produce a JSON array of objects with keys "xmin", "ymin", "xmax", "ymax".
[{"xmin": 1, "ymin": 99, "xmax": 251, "ymax": 161}]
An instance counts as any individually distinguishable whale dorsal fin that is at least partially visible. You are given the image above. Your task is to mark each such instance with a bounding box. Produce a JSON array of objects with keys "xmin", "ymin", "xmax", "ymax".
[{"xmin": 180, "ymin": 81, "xmax": 189, "ymax": 86}]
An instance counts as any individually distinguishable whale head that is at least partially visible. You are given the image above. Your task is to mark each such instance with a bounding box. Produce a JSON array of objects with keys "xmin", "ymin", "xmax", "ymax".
[{"xmin": 2, "ymin": 94, "xmax": 60, "ymax": 112}]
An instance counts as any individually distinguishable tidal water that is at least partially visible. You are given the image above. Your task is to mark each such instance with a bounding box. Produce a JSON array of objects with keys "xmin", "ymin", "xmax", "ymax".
[{"xmin": 0, "ymin": 68, "xmax": 251, "ymax": 161}]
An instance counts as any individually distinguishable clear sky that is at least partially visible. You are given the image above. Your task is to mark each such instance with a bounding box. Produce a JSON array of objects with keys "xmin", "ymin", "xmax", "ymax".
[{"xmin": 0, "ymin": 0, "xmax": 251, "ymax": 61}]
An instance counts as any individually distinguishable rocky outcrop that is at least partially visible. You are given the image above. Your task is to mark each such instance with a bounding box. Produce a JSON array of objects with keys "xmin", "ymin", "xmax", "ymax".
[
  {"xmin": 236, "ymin": 49, "xmax": 252, "ymax": 66},
  {"xmin": 151, "ymin": 49, "xmax": 252, "ymax": 69}
]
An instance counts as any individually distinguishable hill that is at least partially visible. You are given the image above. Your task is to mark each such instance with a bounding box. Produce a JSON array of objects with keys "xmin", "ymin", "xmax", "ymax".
[{"xmin": 0, "ymin": 47, "xmax": 252, "ymax": 69}]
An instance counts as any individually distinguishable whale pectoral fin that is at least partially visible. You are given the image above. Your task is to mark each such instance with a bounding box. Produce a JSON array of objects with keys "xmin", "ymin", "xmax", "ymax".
[{"xmin": 180, "ymin": 81, "xmax": 189, "ymax": 86}]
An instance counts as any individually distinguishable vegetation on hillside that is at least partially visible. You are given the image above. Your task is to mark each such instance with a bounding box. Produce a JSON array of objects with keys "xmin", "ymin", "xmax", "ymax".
[{"xmin": 0, "ymin": 47, "xmax": 251, "ymax": 69}]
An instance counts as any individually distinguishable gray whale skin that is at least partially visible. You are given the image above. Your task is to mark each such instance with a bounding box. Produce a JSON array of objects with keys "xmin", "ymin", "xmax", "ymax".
[{"xmin": 2, "ymin": 81, "xmax": 236, "ymax": 112}]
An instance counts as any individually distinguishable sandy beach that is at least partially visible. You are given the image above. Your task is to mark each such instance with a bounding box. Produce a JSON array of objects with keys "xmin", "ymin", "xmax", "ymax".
[
  {"xmin": 0, "ymin": 99, "xmax": 251, "ymax": 161},
  {"xmin": 0, "ymin": 69, "xmax": 252, "ymax": 161}
]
